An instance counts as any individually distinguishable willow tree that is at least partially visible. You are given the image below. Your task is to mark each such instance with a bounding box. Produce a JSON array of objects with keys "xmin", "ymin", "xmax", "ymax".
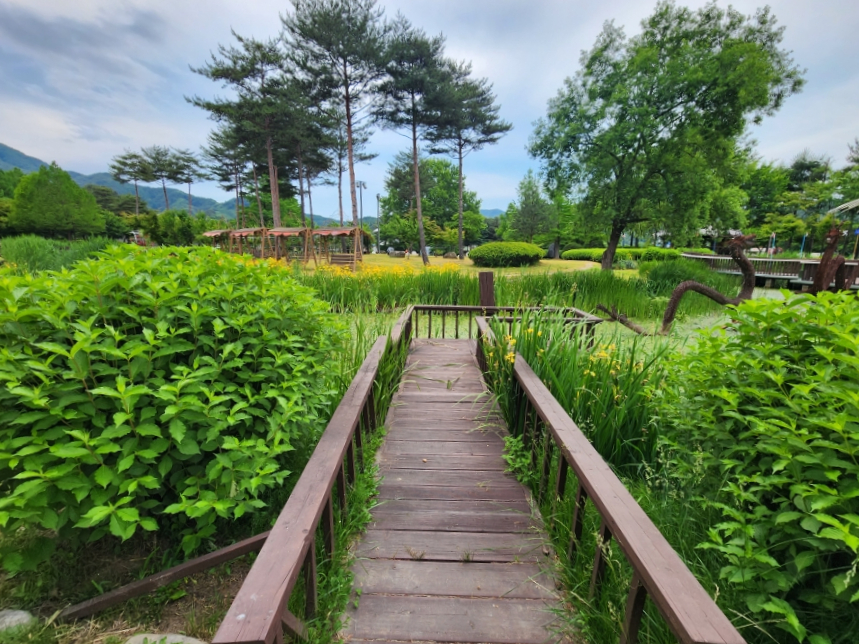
[{"xmin": 530, "ymin": 2, "xmax": 804, "ymax": 269}]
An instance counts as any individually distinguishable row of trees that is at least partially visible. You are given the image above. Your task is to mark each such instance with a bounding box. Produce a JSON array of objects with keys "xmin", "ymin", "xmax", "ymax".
[
  {"xmin": 528, "ymin": 2, "xmax": 806, "ymax": 269},
  {"xmin": 187, "ymin": 0, "xmax": 510, "ymax": 262},
  {"xmin": 110, "ymin": 146, "xmax": 203, "ymax": 215}
]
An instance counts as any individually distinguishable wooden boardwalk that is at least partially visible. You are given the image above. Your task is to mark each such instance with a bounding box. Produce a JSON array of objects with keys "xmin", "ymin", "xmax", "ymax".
[{"xmin": 344, "ymin": 339, "xmax": 561, "ymax": 644}]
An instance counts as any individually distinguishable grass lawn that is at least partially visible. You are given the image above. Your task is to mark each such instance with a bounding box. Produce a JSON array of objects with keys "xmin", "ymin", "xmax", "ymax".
[{"xmin": 308, "ymin": 252, "xmax": 598, "ymax": 275}]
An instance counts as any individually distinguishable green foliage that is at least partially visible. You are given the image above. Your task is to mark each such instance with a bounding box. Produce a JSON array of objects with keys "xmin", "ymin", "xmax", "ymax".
[
  {"xmin": 0, "ymin": 167, "xmax": 24, "ymax": 199},
  {"xmin": 140, "ymin": 209, "xmax": 225, "ymax": 246},
  {"xmin": 506, "ymin": 170, "xmax": 555, "ymax": 243},
  {"xmin": 468, "ymin": 241, "xmax": 544, "ymax": 267},
  {"xmin": 0, "ymin": 247, "xmax": 345, "ymax": 558},
  {"xmin": 0, "ymin": 235, "xmax": 113, "ymax": 273},
  {"xmin": 639, "ymin": 258, "xmax": 737, "ymax": 297},
  {"xmin": 10, "ymin": 163, "xmax": 106, "ymax": 237},
  {"xmin": 561, "ymin": 247, "xmax": 681, "ymax": 263},
  {"xmin": 679, "ymin": 247, "xmax": 715, "ymax": 255},
  {"xmin": 485, "ymin": 315, "xmax": 665, "ymax": 470},
  {"xmin": 530, "ymin": 2, "xmax": 803, "ymax": 262},
  {"xmin": 661, "ymin": 292, "xmax": 859, "ymax": 642},
  {"xmin": 0, "ymin": 197, "xmax": 12, "ymax": 236}
]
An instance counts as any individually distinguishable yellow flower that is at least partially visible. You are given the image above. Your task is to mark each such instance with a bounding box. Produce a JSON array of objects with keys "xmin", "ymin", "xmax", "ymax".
[
  {"xmin": 505, "ymin": 352, "xmax": 516, "ymax": 364},
  {"xmin": 508, "ymin": 338, "xmax": 516, "ymax": 346},
  {"xmin": 537, "ymin": 330, "xmax": 542, "ymax": 337},
  {"xmin": 527, "ymin": 328, "xmax": 534, "ymax": 334}
]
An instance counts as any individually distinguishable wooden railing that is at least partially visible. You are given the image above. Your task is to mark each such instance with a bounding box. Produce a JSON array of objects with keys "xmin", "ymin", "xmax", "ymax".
[
  {"xmin": 682, "ymin": 252, "xmax": 802, "ymax": 277},
  {"xmin": 475, "ymin": 316, "xmax": 745, "ymax": 644},
  {"xmin": 409, "ymin": 304, "xmax": 602, "ymax": 340},
  {"xmin": 212, "ymin": 307, "xmax": 413, "ymax": 644}
]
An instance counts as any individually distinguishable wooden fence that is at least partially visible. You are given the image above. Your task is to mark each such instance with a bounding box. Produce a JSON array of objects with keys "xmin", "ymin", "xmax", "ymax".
[
  {"xmin": 682, "ymin": 252, "xmax": 859, "ymax": 286},
  {"xmin": 475, "ymin": 316, "xmax": 745, "ymax": 644}
]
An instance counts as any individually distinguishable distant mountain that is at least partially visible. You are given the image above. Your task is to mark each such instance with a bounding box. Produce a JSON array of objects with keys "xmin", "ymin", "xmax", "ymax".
[
  {"xmin": 480, "ymin": 208, "xmax": 504, "ymax": 218},
  {"xmin": 0, "ymin": 142, "xmax": 47, "ymax": 173},
  {"xmin": 1, "ymin": 142, "xmax": 236, "ymax": 219}
]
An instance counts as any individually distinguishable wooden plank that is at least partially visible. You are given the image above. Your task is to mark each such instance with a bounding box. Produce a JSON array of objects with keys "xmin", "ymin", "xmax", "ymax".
[
  {"xmin": 372, "ymin": 499, "xmax": 532, "ymax": 515},
  {"xmin": 59, "ymin": 530, "xmax": 270, "ymax": 621},
  {"xmin": 381, "ymin": 469, "xmax": 520, "ymax": 488},
  {"xmin": 369, "ymin": 511, "xmax": 534, "ymax": 533},
  {"xmin": 377, "ymin": 484, "xmax": 527, "ymax": 502},
  {"xmin": 394, "ymin": 392, "xmax": 493, "ymax": 403},
  {"xmin": 356, "ymin": 530, "xmax": 544, "ymax": 563},
  {"xmin": 212, "ymin": 336, "xmax": 388, "ymax": 644},
  {"xmin": 384, "ymin": 428, "xmax": 507, "ymax": 442},
  {"xmin": 512, "ymin": 356, "xmax": 745, "ymax": 644},
  {"xmin": 379, "ymin": 454, "xmax": 507, "ymax": 470},
  {"xmin": 344, "ymin": 595, "xmax": 557, "ymax": 644},
  {"xmin": 383, "ymin": 440, "xmax": 503, "ymax": 456},
  {"xmin": 351, "ymin": 560, "xmax": 555, "ymax": 599}
]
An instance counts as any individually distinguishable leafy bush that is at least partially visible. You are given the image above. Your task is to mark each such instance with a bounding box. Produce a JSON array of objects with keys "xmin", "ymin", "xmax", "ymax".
[
  {"xmin": 679, "ymin": 247, "xmax": 715, "ymax": 255},
  {"xmin": 560, "ymin": 247, "xmax": 680, "ymax": 263},
  {"xmin": 0, "ymin": 246, "xmax": 345, "ymax": 560},
  {"xmin": 468, "ymin": 241, "xmax": 545, "ymax": 267},
  {"xmin": 0, "ymin": 235, "xmax": 113, "ymax": 272},
  {"xmin": 661, "ymin": 292, "xmax": 859, "ymax": 643}
]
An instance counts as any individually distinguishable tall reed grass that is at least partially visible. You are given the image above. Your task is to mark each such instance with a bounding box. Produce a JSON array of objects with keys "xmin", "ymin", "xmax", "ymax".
[
  {"xmin": 297, "ymin": 263, "xmax": 739, "ymax": 320},
  {"xmin": 0, "ymin": 235, "xmax": 114, "ymax": 273}
]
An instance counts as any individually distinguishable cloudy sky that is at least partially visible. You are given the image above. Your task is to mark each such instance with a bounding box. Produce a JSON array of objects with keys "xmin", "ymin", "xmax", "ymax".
[{"xmin": 1, "ymin": 0, "xmax": 858, "ymax": 218}]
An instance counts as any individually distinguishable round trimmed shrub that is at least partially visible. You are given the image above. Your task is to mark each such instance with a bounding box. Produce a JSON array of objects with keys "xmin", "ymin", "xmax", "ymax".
[
  {"xmin": 0, "ymin": 246, "xmax": 345, "ymax": 556},
  {"xmin": 468, "ymin": 242, "xmax": 545, "ymax": 267}
]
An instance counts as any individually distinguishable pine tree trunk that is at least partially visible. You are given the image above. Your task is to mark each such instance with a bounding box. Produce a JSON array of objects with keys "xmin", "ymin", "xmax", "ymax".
[
  {"xmin": 307, "ymin": 176, "xmax": 314, "ymax": 229},
  {"xmin": 266, "ymin": 130, "xmax": 281, "ymax": 227},
  {"xmin": 338, "ymin": 159, "xmax": 344, "ymax": 226},
  {"xmin": 412, "ymin": 115, "xmax": 429, "ymax": 265},
  {"xmin": 188, "ymin": 183, "xmax": 193, "ymax": 213},
  {"xmin": 253, "ymin": 165, "xmax": 264, "ymax": 229},
  {"xmin": 161, "ymin": 178, "xmax": 169, "ymax": 211},
  {"xmin": 457, "ymin": 141, "xmax": 464, "ymax": 259},
  {"xmin": 133, "ymin": 180, "xmax": 140, "ymax": 216},
  {"xmin": 344, "ymin": 65, "xmax": 360, "ymax": 228},
  {"xmin": 297, "ymin": 144, "xmax": 307, "ymax": 228},
  {"xmin": 602, "ymin": 222, "xmax": 623, "ymax": 270}
]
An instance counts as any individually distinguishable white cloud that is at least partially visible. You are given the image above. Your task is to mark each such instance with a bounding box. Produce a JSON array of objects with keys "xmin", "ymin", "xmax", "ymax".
[{"xmin": 1, "ymin": 0, "xmax": 858, "ymax": 213}]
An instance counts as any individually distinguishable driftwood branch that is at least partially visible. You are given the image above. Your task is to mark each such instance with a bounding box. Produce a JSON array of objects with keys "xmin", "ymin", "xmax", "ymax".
[
  {"xmin": 810, "ymin": 227, "xmax": 847, "ymax": 294},
  {"xmin": 597, "ymin": 235, "xmax": 757, "ymax": 336}
]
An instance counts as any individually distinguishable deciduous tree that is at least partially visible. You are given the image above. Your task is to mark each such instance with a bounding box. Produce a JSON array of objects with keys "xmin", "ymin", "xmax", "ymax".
[{"xmin": 530, "ymin": 2, "xmax": 804, "ymax": 269}]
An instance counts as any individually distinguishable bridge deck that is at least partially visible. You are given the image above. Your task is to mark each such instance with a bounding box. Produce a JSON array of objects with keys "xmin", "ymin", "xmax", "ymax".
[{"xmin": 343, "ymin": 339, "xmax": 562, "ymax": 644}]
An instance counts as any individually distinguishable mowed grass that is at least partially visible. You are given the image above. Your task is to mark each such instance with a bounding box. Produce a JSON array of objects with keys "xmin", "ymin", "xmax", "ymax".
[{"xmin": 308, "ymin": 252, "xmax": 597, "ymax": 275}]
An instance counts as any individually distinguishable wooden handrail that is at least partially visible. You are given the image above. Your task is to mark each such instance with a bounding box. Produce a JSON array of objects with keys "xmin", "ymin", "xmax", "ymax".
[
  {"xmin": 475, "ymin": 317, "xmax": 744, "ymax": 644},
  {"xmin": 213, "ymin": 334, "xmax": 392, "ymax": 644}
]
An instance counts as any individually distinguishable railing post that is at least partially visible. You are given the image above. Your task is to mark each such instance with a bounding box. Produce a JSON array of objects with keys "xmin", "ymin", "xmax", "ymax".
[
  {"xmin": 303, "ymin": 540, "xmax": 317, "ymax": 619},
  {"xmin": 620, "ymin": 572, "xmax": 647, "ymax": 644},
  {"xmin": 589, "ymin": 520, "xmax": 612, "ymax": 599},
  {"xmin": 321, "ymin": 496, "xmax": 335, "ymax": 558},
  {"xmin": 568, "ymin": 483, "xmax": 588, "ymax": 560},
  {"xmin": 479, "ymin": 271, "xmax": 496, "ymax": 307}
]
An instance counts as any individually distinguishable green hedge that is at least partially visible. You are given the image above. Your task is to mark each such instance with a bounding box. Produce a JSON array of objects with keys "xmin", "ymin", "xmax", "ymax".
[
  {"xmin": 561, "ymin": 247, "xmax": 681, "ymax": 263},
  {"xmin": 678, "ymin": 247, "xmax": 715, "ymax": 255},
  {"xmin": 468, "ymin": 241, "xmax": 545, "ymax": 267},
  {"xmin": 0, "ymin": 246, "xmax": 345, "ymax": 560}
]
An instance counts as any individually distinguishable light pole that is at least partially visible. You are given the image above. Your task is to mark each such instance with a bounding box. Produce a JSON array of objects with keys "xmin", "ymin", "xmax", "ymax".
[{"xmin": 358, "ymin": 181, "xmax": 366, "ymax": 252}]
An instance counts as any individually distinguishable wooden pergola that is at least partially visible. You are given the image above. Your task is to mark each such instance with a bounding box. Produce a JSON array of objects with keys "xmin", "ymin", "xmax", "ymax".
[
  {"xmin": 311, "ymin": 227, "xmax": 370, "ymax": 271},
  {"xmin": 269, "ymin": 227, "xmax": 317, "ymax": 265},
  {"xmin": 202, "ymin": 229, "xmax": 231, "ymax": 249},
  {"xmin": 228, "ymin": 227, "xmax": 270, "ymax": 257}
]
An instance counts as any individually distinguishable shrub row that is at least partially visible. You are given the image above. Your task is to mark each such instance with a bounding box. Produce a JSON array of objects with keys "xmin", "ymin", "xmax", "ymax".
[
  {"xmin": 468, "ymin": 241, "xmax": 545, "ymax": 267},
  {"xmin": 560, "ymin": 247, "xmax": 682, "ymax": 262}
]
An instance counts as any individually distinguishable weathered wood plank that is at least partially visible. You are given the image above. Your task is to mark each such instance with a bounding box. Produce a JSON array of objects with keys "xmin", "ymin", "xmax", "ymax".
[
  {"xmin": 369, "ymin": 511, "xmax": 534, "ymax": 533},
  {"xmin": 356, "ymin": 530, "xmax": 544, "ymax": 563},
  {"xmin": 377, "ymin": 484, "xmax": 526, "ymax": 502},
  {"xmin": 382, "ymin": 440, "xmax": 504, "ymax": 456},
  {"xmin": 372, "ymin": 499, "xmax": 532, "ymax": 515},
  {"xmin": 378, "ymin": 454, "xmax": 507, "ymax": 470},
  {"xmin": 351, "ymin": 560, "xmax": 555, "ymax": 599},
  {"xmin": 384, "ymin": 428, "xmax": 507, "ymax": 442},
  {"xmin": 381, "ymin": 469, "xmax": 520, "ymax": 488},
  {"xmin": 344, "ymin": 595, "xmax": 557, "ymax": 644}
]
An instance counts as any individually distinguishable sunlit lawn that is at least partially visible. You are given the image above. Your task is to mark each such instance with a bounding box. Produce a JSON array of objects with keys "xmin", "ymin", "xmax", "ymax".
[{"xmin": 304, "ymin": 252, "xmax": 598, "ymax": 275}]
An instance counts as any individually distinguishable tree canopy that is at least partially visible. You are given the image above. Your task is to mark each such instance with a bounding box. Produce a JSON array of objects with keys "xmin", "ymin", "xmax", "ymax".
[
  {"xmin": 9, "ymin": 163, "xmax": 105, "ymax": 238},
  {"xmin": 530, "ymin": 1, "xmax": 804, "ymax": 268}
]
